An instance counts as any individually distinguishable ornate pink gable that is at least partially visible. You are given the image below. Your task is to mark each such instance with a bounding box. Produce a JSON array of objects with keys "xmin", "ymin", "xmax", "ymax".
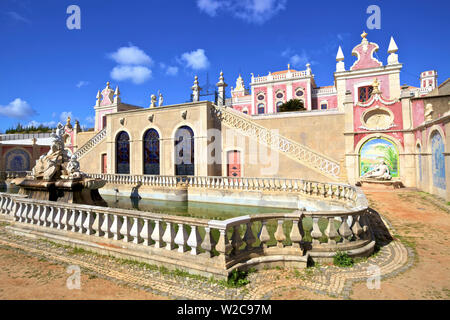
[{"xmin": 350, "ymin": 32, "xmax": 382, "ymax": 71}]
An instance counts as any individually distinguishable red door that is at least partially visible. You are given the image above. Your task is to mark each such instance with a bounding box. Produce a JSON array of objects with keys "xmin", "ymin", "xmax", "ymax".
[
  {"xmin": 227, "ymin": 151, "xmax": 241, "ymax": 177},
  {"xmin": 101, "ymin": 154, "xmax": 107, "ymax": 173}
]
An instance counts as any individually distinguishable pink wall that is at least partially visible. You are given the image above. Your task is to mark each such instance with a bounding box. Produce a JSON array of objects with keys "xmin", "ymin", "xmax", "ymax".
[
  {"xmin": 346, "ymin": 74, "xmax": 391, "ymax": 100},
  {"xmin": 292, "ymin": 81, "xmax": 309, "ymax": 110},
  {"xmin": 311, "ymin": 94, "xmax": 338, "ymax": 110},
  {"xmin": 412, "ymin": 100, "xmax": 425, "ymax": 128},
  {"xmin": 253, "ymin": 87, "xmax": 268, "ymax": 114},
  {"xmin": 350, "ymin": 42, "xmax": 382, "ymax": 71}
]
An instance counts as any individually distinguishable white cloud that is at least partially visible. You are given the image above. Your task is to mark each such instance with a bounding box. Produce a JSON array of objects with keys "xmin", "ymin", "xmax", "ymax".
[
  {"xmin": 76, "ymin": 81, "xmax": 89, "ymax": 88},
  {"xmin": 110, "ymin": 65, "xmax": 152, "ymax": 84},
  {"xmin": 181, "ymin": 49, "xmax": 210, "ymax": 70},
  {"xmin": 0, "ymin": 98, "xmax": 36, "ymax": 119},
  {"xmin": 282, "ymin": 49, "xmax": 317, "ymax": 68},
  {"xmin": 26, "ymin": 120, "xmax": 56, "ymax": 128},
  {"xmin": 85, "ymin": 116, "xmax": 95, "ymax": 125},
  {"xmin": 197, "ymin": 0, "xmax": 287, "ymax": 24},
  {"xmin": 6, "ymin": 11, "xmax": 31, "ymax": 24},
  {"xmin": 197, "ymin": 0, "xmax": 223, "ymax": 16},
  {"xmin": 159, "ymin": 63, "xmax": 179, "ymax": 76},
  {"xmin": 60, "ymin": 111, "xmax": 73, "ymax": 123},
  {"xmin": 108, "ymin": 45, "xmax": 153, "ymax": 66}
]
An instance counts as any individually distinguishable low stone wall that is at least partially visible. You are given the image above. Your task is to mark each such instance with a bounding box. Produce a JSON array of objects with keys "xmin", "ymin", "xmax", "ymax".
[{"xmin": 0, "ymin": 187, "xmax": 374, "ymax": 278}]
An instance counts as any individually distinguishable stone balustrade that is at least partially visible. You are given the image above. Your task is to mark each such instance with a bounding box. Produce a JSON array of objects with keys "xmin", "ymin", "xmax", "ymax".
[
  {"xmin": 0, "ymin": 171, "xmax": 30, "ymax": 181},
  {"xmin": 87, "ymin": 173, "xmax": 359, "ymax": 206},
  {"xmin": 0, "ymin": 185, "xmax": 373, "ymax": 277}
]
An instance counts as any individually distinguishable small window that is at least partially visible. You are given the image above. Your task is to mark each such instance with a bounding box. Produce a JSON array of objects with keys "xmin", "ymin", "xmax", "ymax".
[
  {"xmin": 320, "ymin": 101, "xmax": 328, "ymax": 110},
  {"xmin": 257, "ymin": 104, "xmax": 265, "ymax": 114},
  {"xmin": 242, "ymin": 108, "xmax": 248, "ymax": 115},
  {"xmin": 358, "ymin": 86, "xmax": 373, "ymax": 102},
  {"xmin": 276, "ymin": 92, "xmax": 284, "ymax": 99},
  {"xmin": 296, "ymin": 89, "xmax": 304, "ymax": 97},
  {"xmin": 257, "ymin": 94, "xmax": 265, "ymax": 101}
]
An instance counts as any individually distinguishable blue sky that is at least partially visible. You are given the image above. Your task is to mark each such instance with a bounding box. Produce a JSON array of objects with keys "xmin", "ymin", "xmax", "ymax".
[{"xmin": 0, "ymin": 0, "xmax": 449, "ymax": 132}]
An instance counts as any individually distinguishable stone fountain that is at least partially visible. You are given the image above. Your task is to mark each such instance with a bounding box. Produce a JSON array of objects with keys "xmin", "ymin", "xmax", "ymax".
[{"xmin": 12, "ymin": 123, "xmax": 107, "ymax": 206}]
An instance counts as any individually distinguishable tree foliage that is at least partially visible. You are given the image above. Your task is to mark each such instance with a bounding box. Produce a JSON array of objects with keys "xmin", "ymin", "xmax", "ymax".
[
  {"xmin": 5, "ymin": 123, "xmax": 55, "ymax": 134},
  {"xmin": 278, "ymin": 99, "xmax": 306, "ymax": 112}
]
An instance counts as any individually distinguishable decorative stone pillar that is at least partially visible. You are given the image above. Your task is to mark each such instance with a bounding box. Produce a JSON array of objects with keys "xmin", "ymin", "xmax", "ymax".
[
  {"xmin": 216, "ymin": 71, "xmax": 228, "ymax": 106},
  {"xmin": 191, "ymin": 76, "xmax": 201, "ymax": 102}
]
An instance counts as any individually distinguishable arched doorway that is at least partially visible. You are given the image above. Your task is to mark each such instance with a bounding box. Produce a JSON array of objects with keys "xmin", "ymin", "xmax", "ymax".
[
  {"xmin": 116, "ymin": 131, "xmax": 130, "ymax": 174},
  {"xmin": 431, "ymin": 131, "xmax": 446, "ymax": 189},
  {"xmin": 143, "ymin": 129, "xmax": 160, "ymax": 175},
  {"xmin": 174, "ymin": 126, "xmax": 194, "ymax": 176},
  {"xmin": 359, "ymin": 137, "xmax": 399, "ymax": 178}
]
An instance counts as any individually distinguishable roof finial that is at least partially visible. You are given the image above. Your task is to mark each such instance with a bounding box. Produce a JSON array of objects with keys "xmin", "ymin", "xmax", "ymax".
[
  {"xmin": 287, "ymin": 63, "xmax": 290, "ymax": 70},
  {"xmin": 361, "ymin": 31, "xmax": 368, "ymax": 39}
]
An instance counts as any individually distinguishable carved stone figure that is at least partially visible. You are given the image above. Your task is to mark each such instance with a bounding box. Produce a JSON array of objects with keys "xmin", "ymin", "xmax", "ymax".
[
  {"xmin": 150, "ymin": 94, "xmax": 157, "ymax": 108},
  {"xmin": 425, "ymin": 103, "xmax": 433, "ymax": 122},
  {"xmin": 30, "ymin": 133, "xmax": 68, "ymax": 180},
  {"xmin": 362, "ymin": 161, "xmax": 392, "ymax": 180},
  {"xmin": 62, "ymin": 155, "xmax": 85, "ymax": 180},
  {"xmin": 158, "ymin": 93, "xmax": 164, "ymax": 106}
]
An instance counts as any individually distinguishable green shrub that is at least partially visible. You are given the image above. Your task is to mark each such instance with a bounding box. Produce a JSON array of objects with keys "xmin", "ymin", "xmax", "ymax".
[
  {"xmin": 333, "ymin": 251, "xmax": 354, "ymax": 267},
  {"xmin": 222, "ymin": 269, "xmax": 250, "ymax": 288}
]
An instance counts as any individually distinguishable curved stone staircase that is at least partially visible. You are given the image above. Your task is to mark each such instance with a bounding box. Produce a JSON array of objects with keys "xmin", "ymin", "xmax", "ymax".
[
  {"xmin": 211, "ymin": 105, "xmax": 341, "ymax": 180},
  {"xmin": 74, "ymin": 128, "xmax": 106, "ymax": 160}
]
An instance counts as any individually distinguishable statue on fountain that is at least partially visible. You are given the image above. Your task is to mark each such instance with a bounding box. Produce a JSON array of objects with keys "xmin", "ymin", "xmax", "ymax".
[
  {"xmin": 362, "ymin": 160, "xmax": 392, "ymax": 180},
  {"xmin": 13, "ymin": 122, "xmax": 107, "ymax": 206}
]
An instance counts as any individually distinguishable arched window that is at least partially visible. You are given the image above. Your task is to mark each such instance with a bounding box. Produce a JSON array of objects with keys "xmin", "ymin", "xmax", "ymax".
[
  {"xmin": 174, "ymin": 126, "xmax": 194, "ymax": 176},
  {"xmin": 116, "ymin": 132, "xmax": 130, "ymax": 174},
  {"xmin": 242, "ymin": 108, "xmax": 249, "ymax": 115},
  {"xmin": 143, "ymin": 129, "xmax": 160, "ymax": 175},
  {"xmin": 431, "ymin": 131, "xmax": 446, "ymax": 189},
  {"xmin": 276, "ymin": 101, "xmax": 283, "ymax": 112},
  {"xmin": 358, "ymin": 85, "xmax": 373, "ymax": 102},
  {"xmin": 257, "ymin": 103, "xmax": 265, "ymax": 114}
]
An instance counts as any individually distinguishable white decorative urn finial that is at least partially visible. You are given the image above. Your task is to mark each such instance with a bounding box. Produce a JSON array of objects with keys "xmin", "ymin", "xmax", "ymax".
[
  {"xmin": 387, "ymin": 36, "xmax": 399, "ymax": 65},
  {"xmin": 336, "ymin": 46, "xmax": 345, "ymax": 72}
]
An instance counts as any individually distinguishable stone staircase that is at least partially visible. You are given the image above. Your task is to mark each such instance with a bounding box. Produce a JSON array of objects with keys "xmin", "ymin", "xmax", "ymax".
[
  {"xmin": 74, "ymin": 128, "xmax": 106, "ymax": 160},
  {"xmin": 211, "ymin": 105, "xmax": 341, "ymax": 180}
]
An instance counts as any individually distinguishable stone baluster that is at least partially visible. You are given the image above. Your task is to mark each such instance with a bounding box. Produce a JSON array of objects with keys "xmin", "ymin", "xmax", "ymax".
[
  {"xmin": 310, "ymin": 217, "xmax": 322, "ymax": 245},
  {"xmin": 201, "ymin": 226, "xmax": 216, "ymax": 257},
  {"xmin": 46, "ymin": 206, "xmax": 54, "ymax": 227},
  {"xmin": 243, "ymin": 222, "xmax": 256, "ymax": 251},
  {"xmin": 338, "ymin": 215, "xmax": 353, "ymax": 243},
  {"xmin": 110, "ymin": 214, "xmax": 123, "ymax": 240},
  {"xmin": 75, "ymin": 209, "xmax": 85, "ymax": 233},
  {"xmin": 230, "ymin": 225, "xmax": 243, "ymax": 255},
  {"xmin": 215, "ymin": 228, "xmax": 232, "ymax": 259},
  {"xmin": 101, "ymin": 213, "xmax": 113, "ymax": 238},
  {"xmin": 326, "ymin": 184, "xmax": 333, "ymax": 198},
  {"xmin": 53, "ymin": 207, "xmax": 62, "ymax": 228},
  {"xmin": 258, "ymin": 221, "xmax": 271, "ymax": 249},
  {"xmin": 69, "ymin": 209, "xmax": 78, "ymax": 232},
  {"xmin": 324, "ymin": 217, "xmax": 339, "ymax": 245},
  {"xmin": 129, "ymin": 217, "xmax": 143, "ymax": 244},
  {"xmin": 14, "ymin": 202, "xmax": 23, "ymax": 221},
  {"xmin": 351, "ymin": 214, "xmax": 363, "ymax": 240},
  {"xmin": 187, "ymin": 225, "xmax": 202, "ymax": 255},
  {"xmin": 83, "ymin": 211, "xmax": 95, "ymax": 235},
  {"xmin": 151, "ymin": 220, "xmax": 164, "ymax": 248},
  {"xmin": 0, "ymin": 195, "xmax": 6, "ymax": 214},
  {"xmin": 32, "ymin": 204, "xmax": 40, "ymax": 224},
  {"xmin": 38, "ymin": 205, "xmax": 47, "ymax": 226},
  {"xmin": 274, "ymin": 220, "xmax": 286, "ymax": 248},
  {"xmin": 61, "ymin": 208, "xmax": 70, "ymax": 230},
  {"xmin": 162, "ymin": 222, "xmax": 176, "ymax": 250},
  {"xmin": 174, "ymin": 223, "xmax": 188, "ymax": 253},
  {"xmin": 290, "ymin": 218, "xmax": 304, "ymax": 249},
  {"xmin": 120, "ymin": 216, "xmax": 132, "ymax": 242}
]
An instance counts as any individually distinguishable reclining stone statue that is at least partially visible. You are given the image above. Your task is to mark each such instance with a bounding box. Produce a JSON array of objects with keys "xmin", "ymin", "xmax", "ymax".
[{"xmin": 362, "ymin": 161, "xmax": 392, "ymax": 180}]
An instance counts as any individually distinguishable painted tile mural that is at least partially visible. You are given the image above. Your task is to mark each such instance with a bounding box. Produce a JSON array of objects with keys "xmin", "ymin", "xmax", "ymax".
[
  {"xmin": 360, "ymin": 138, "xmax": 399, "ymax": 178},
  {"xmin": 431, "ymin": 132, "xmax": 446, "ymax": 189},
  {"xmin": 5, "ymin": 149, "xmax": 30, "ymax": 172}
]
